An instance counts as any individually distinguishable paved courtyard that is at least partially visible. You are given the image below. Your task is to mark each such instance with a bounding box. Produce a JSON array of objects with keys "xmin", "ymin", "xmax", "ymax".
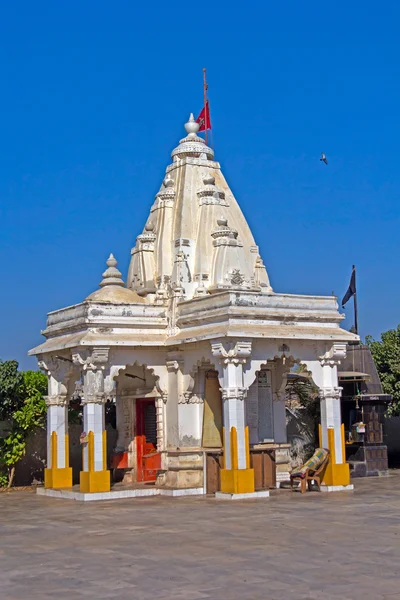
[{"xmin": 1, "ymin": 474, "xmax": 400, "ymax": 600}]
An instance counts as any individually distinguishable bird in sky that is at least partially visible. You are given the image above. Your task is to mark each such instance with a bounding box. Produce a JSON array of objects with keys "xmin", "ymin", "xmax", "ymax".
[{"xmin": 320, "ymin": 152, "xmax": 328, "ymax": 165}]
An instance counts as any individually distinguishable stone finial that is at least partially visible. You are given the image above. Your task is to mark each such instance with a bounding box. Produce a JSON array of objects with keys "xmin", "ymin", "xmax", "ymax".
[
  {"xmin": 217, "ymin": 217, "xmax": 228, "ymax": 227},
  {"xmin": 99, "ymin": 254, "xmax": 124, "ymax": 288},
  {"xmin": 184, "ymin": 113, "xmax": 200, "ymax": 137},
  {"xmin": 145, "ymin": 222, "xmax": 154, "ymax": 232},
  {"xmin": 203, "ymin": 174, "xmax": 215, "ymax": 186},
  {"xmin": 163, "ymin": 175, "xmax": 175, "ymax": 188}
]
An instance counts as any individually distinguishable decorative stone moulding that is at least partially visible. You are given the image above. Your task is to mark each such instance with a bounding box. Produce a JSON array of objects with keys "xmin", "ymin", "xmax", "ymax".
[
  {"xmin": 220, "ymin": 387, "xmax": 248, "ymax": 401},
  {"xmin": 72, "ymin": 348, "xmax": 109, "ymax": 371},
  {"xmin": 319, "ymin": 387, "xmax": 343, "ymax": 400},
  {"xmin": 136, "ymin": 223, "xmax": 157, "ymax": 250},
  {"xmin": 211, "ymin": 217, "xmax": 243, "ymax": 247},
  {"xmin": 319, "ymin": 344, "xmax": 347, "ymax": 367},
  {"xmin": 81, "ymin": 392, "xmax": 107, "ymax": 405},
  {"xmin": 211, "ymin": 340, "xmax": 252, "ymax": 364},
  {"xmin": 45, "ymin": 394, "xmax": 68, "ymax": 407},
  {"xmin": 197, "ymin": 175, "xmax": 229, "ymax": 206},
  {"xmin": 155, "ymin": 176, "xmax": 176, "ymax": 208}
]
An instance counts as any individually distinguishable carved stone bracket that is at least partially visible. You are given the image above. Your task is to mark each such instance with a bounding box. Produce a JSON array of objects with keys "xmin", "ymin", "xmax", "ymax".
[
  {"xmin": 178, "ymin": 393, "xmax": 204, "ymax": 405},
  {"xmin": 72, "ymin": 347, "xmax": 110, "ymax": 372},
  {"xmin": 319, "ymin": 344, "xmax": 347, "ymax": 367},
  {"xmin": 45, "ymin": 394, "xmax": 68, "ymax": 407},
  {"xmin": 81, "ymin": 392, "xmax": 108, "ymax": 405},
  {"xmin": 211, "ymin": 340, "xmax": 252, "ymax": 365},
  {"xmin": 220, "ymin": 387, "xmax": 248, "ymax": 401},
  {"xmin": 155, "ymin": 379, "xmax": 168, "ymax": 404},
  {"xmin": 166, "ymin": 360, "xmax": 180, "ymax": 373},
  {"xmin": 38, "ymin": 357, "xmax": 73, "ymax": 380},
  {"xmin": 319, "ymin": 387, "xmax": 343, "ymax": 400}
]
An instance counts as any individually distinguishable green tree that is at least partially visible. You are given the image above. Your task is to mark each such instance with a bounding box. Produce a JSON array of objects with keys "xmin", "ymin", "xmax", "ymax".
[
  {"xmin": 0, "ymin": 366, "xmax": 47, "ymax": 488},
  {"xmin": 366, "ymin": 326, "xmax": 400, "ymax": 416},
  {"xmin": 0, "ymin": 360, "xmax": 25, "ymax": 421}
]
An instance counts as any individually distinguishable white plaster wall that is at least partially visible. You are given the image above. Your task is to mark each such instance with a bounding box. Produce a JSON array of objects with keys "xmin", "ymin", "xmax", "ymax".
[{"xmin": 178, "ymin": 403, "xmax": 203, "ymax": 447}]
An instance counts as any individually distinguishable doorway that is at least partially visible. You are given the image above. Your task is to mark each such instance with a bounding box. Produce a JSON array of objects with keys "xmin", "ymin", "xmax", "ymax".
[{"xmin": 136, "ymin": 399, "xmax": 160, "ymax": 482}]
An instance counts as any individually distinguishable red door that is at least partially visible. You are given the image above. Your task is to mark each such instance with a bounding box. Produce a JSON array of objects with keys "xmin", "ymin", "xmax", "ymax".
[{"xmin": 136, "ymin": 399, "xmax": 160, "ymax": 482}]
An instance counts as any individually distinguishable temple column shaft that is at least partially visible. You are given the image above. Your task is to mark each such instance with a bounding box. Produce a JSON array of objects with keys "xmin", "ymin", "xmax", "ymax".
[
  {"xmin": 307, "ymin": 344, "xmax": 351, "ymax": 488},
  {"xmin": 73, "ymin": 349, "xmax": 111, "ymax": 493},
  {"xmin": 212, "ymin": 340, "xmax": 255, "ymax": 494},
  {"xmin": 44, "ymin": 392, "xmax": 72, "ymax": 488},
  {"xmin": 39, "ymin": 360, "xmax": 73, "ymax": 489}
]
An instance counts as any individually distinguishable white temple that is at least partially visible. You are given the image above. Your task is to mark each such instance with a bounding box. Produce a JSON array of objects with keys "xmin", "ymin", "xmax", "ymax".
[{"xmin": 30, "ymin": 114, "xmax": 358, "ymax": 498}]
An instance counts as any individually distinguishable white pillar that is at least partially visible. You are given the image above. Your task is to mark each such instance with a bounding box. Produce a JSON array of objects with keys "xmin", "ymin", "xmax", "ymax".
[
  {"xmin": 73, "ymin": 348, "xmax": 111, "ymax": 493},
  {"xmin": 39, "ymin": 358, "xmax": 73, "ymax": 489},
  {"xmin": 306, "ymin": 344, "xmax": 351, "ymax": 488},
  {"xmin": 211, "ymin": 340, "xmax": 255, "ymax": 494}
]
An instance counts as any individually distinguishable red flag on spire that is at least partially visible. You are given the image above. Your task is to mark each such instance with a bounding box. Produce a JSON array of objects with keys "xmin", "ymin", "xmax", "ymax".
[{"xmin": 196, "ymin": 101, "xmax": 211, "ymax": 131}]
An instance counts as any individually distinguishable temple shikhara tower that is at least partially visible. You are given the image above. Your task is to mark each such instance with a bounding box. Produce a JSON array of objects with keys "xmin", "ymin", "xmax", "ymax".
[{"xmin": 30, "ymin": 114, "xmax": 357, "ymax": 499}]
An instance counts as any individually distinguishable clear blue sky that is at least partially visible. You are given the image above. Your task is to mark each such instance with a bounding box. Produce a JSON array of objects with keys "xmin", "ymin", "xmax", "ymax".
[{"xmin": 1, "ymin": 3, "xmax": 399, "ymax": 370}]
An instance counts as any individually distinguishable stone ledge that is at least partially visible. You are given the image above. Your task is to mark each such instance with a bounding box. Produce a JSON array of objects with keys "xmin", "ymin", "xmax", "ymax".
[
  {"xmin": 215, "ymin": 491, "xmax": 270, "ymax": 501},
  {"xmin": 320, "ymin": 484, "xmax": 354, "ymax": 493},
  {"xmin": 36, "ymin": 486, "xmax": 205, "ymax": 502},
  {"xmin": 159, "ymin": 487, "xmax": 204, "ymax": 497}
]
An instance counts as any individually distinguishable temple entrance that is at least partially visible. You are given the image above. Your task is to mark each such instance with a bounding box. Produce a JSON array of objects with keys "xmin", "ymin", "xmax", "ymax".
[{"xmin": 136, "ymin": 398, "xmax": 160, "ymax": 482}]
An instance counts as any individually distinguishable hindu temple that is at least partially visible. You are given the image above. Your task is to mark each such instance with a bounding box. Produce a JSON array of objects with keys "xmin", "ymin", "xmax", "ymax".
[{"xmin": 29, "ymin": 113, "xmax": 358, "ymax": 499}]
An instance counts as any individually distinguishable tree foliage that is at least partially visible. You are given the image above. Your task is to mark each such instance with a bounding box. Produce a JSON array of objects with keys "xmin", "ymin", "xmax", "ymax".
[
  {"xmin": 0, "ymin": 363, "xmax": 47, "ymax": 487},
  {"xmin": 366, "ymin": 326, "xmax": 400, "ymax": 416},
  {"xmin": 0, "ymin": 360, "xmax": 25, "ymax": 421}
]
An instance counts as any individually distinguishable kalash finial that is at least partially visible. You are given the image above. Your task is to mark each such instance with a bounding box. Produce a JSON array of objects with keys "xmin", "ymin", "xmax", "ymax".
[
  {"xmin": 184, "ymin": 113, "xmax": 200, "ymax": 137},
  {"xmin": 99, "ymin": 253, "xmax": 124, "ymax": 287}
]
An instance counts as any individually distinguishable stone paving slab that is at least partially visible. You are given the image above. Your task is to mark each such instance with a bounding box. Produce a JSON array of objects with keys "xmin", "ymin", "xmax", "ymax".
[{"xmin": 1, "ymin": 473, "xmax": 400, "ymax": 599}]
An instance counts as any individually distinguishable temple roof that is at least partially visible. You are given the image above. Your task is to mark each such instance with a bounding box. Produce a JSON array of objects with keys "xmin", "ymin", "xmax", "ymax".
[{"xmin": 29, "ymin": 113, "xmax": 359, "ymax": 358}]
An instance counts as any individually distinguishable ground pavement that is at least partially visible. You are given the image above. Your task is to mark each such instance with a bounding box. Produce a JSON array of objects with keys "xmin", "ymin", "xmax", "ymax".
[{"xmin": 1, "ymin": 473, "xmax": 400, "ymax": 600}]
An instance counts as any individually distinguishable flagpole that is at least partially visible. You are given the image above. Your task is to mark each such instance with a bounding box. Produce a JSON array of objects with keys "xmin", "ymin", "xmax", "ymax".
[
  {"xmin": 353, "ymin": 265, "xmax": 359, "ymax": 335},
  {"xmin": 203, "ymin": 68, "xmax": 208, "ymax": 145}
]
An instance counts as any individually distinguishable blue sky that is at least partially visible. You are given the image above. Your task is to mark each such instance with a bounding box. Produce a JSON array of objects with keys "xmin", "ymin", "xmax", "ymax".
[{"xmin": 1, "ymin": 3, "xmax": 399, "ymax": 369}]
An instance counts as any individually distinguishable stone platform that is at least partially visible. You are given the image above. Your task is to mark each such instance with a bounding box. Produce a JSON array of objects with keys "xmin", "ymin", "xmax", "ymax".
[{"xmin": 37, "ymin": 484, "xmax": 204, "ymax": 501}]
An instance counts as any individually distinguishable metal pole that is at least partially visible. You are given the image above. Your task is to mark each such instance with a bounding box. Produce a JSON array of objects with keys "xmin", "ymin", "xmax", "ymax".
[
  {"xmin": 353, "ymin": 265, "xmax": 359, "ymax": 335},
  {"xmin": 203, "ymin": 68, "xmax": 208, "ymax": 145}
]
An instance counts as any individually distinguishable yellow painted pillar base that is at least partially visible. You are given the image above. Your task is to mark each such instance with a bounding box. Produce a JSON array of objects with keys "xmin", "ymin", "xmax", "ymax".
[
  {"xmin": 220, "ymin": 468, "xmax": 255, "ymax": 494},
  {"xmin": 80, "ymin": 470, "xmax": 110, "ymax": 493},
  {"xmin": 44, "ymin": 467, "xmax": 73, "ymax": 489},
  {"xmin": 320, "ymin": 425, "xmax": 351, "ymax": 486},
  {"xmin": 322, "ymin": 462, "xmax": 350, "ymax": 487}
]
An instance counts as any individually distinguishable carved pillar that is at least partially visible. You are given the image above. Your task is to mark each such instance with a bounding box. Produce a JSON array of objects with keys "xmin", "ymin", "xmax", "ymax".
[
  {"xmin": 73, "ymin": 348, "xmax": 111, "ymax": 493},
  {"xmin": 309, "ymin": 344, "xmax": 350, "ymax": 487},
  {"xmin": 165, "ymin": 352, "xmax": 183, "ymax": 448},
  {"xmin": 211, "ymin": 340, "xmax": 255, "ymax": 494},
  {"xmin": 39, "ymin": 357, "xmax": 73, "ymax": 489}
]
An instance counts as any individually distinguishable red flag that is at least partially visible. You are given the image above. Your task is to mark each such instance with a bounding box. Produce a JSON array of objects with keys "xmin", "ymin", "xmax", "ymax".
[{"xmin": 196, "ymin": 101, "xmax": 212, "ymax": 131}]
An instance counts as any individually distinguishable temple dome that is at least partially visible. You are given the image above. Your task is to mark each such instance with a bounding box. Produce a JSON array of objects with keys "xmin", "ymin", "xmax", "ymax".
[
  {"xmin": 86, "ymin": 254, "xmax": 146, "ymax": 304},
  {"xmin": 85, "ymin": 286, "xmax": 146, "ymax": 304}
]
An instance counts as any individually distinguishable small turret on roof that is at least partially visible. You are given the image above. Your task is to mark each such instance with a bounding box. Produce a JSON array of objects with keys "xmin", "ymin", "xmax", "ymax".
[
  {"xmin": 99, "ymin": 254, "xmax": 124, "ymax": 287},
  {"xmin": 86, "ymin": 254, "xmax": 146, "ymax": 304}
]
